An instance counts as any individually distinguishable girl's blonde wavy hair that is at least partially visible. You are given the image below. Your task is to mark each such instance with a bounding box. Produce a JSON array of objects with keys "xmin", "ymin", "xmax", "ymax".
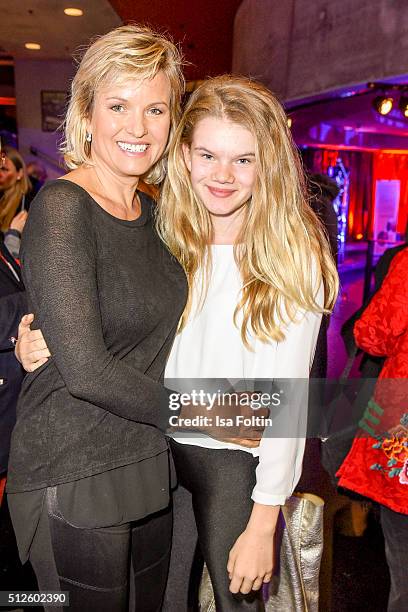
[
  {"xmin": 157, "ymin": 75, "xmax": 339, "ymax": 346},
  {"xmin": 0, "ymin": 146, "xmax": 31, "ymax": 232},
  {"xmin": 61, "ymin": 24, "xmax": 184, "ymax": 184}
]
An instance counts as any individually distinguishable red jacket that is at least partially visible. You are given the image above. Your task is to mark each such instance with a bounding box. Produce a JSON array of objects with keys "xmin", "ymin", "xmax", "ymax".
[{"xmin": 337, "ymin": 248, "xmax": 408, "ymax": 514}]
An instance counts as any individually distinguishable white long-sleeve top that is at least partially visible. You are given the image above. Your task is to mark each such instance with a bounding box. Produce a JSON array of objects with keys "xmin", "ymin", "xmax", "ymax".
[{"xmin": 165, "ymin": 244, "xmax": 323, "ymax": 505}]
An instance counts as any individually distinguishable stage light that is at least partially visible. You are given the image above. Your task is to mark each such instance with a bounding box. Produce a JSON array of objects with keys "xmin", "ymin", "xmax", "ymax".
[
  {"xmin": 287, "ymin": 117, "xmax": 292, "ymax": 128},
  {"xmin": 64, "ymin": 8, "xmax": 84, "ymax": 16},
  {"xmin": 25, "ymin": 43, "xmax": 41, "ymax": 50},
  {"xmin": 373, "ymin": 96, "xmax": 393, "ymax": 115},
  {"xmin": 399, "ymin": 96, "xmax": 408, "ymax": 118}
]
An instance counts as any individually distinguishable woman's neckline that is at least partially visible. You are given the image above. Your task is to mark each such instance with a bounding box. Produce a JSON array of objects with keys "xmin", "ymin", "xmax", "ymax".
[{"xmin": 55, "ymin": 178, "xmax": 150, "ymax": 227}]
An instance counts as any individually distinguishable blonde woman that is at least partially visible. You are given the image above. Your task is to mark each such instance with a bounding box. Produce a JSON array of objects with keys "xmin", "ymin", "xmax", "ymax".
[
  {"xmin": 7, "ymin": 25, "xmax": 187, "ymax": 612},
  {"xmin": 18, "ymin": 76, "xmax": 338, "ymax": 609},
  {"xmin": 158, "ymin": 76, "xmax": 338, "ymax": 610},
  {"xmin": 0, "ymin": 146, "xmax": 31, "ymax": 256}
]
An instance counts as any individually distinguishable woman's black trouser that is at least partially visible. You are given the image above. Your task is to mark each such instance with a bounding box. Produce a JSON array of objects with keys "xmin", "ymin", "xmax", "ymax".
[
  {"xmin": 29, "ymin": 487, "xmax": 172, "ymax": 612},
  {"xmin": 163, "ymin": 440, "xmax": 262, "ymax": 612}
]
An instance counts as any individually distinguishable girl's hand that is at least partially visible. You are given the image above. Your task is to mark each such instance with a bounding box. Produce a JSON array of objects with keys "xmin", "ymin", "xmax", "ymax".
[
  {"xmin": 16, "ymin": 314, "xmax": 51, "ymax": 372},
  {"xmin": 227, "ymin": 503, "xmax": 280, "ymax": 594}
]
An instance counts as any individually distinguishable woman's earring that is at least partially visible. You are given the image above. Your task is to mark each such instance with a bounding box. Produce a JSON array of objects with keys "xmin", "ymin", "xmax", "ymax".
[{"xmin": 85, "ymin": 132, "xmax": 92, "ymax": 143}]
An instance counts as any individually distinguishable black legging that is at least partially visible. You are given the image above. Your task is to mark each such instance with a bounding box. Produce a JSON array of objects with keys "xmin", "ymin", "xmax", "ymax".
[
  {"xmin": 165, "ymin": 439, "xmax": 262, "ymax": 611},
  {"xmin": 30, "ymin": 486, "xmax": 172, "ymax": 612}
]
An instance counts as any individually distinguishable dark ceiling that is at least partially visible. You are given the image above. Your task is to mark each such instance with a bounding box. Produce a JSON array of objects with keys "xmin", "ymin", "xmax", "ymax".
[{"xmin": 109, "ymin": 0, "xmax": 243, "ymax": 81}]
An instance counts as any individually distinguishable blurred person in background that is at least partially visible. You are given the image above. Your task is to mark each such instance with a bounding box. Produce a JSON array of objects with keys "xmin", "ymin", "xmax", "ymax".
[
  {"xmin": 0, "ymin": 146, "xmax": 32, "ymax": 257},
  {"xmin": 0, "ymin": 239, "xmax": 26, "ymax": 500},
  {"xmin": 307, "ymin": 172, "xmax": 339, "ymax": 379},
  {"xmin": 308, "ymin": 173, "xmax": 339, "ymax": 266},
  {"xmin": 337, "ymin": 247, "xmax": 408, "ymax": 612},
  {"xmin": 26, "ymin": 161, "xmax": 48, "ymax": 198},
  {"xmin": 0, "ymin": 239, "xmax": 31, "ymax": 594}
]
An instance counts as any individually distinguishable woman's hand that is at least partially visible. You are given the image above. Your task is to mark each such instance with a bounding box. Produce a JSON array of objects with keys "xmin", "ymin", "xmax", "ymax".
[
  {"xmin": 220, "ymin": 437, "xmax": 261, "ymax": 448},
  {"xmin": 209, "ymin": 396, "xmax": 268, "ymax": 446},
  {"xmin": 227, "ymin": 503, "xmax": 280, "ymax": 594},
  {"xmin": 174, "ymin": 397, "xmax": 268, "ymax": 446},
  {"xmin": 15, "ymin": 314, "xmax": 51, "ymax": 372}
]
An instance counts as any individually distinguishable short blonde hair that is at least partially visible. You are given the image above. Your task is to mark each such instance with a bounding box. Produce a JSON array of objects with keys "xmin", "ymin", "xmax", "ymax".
[
  {"xmin": 157, "ymin": 75, "xmax": 339, "ymax": 346},
  {"xmin": 62, "ymin": 24, "xmax": 184, "ymax": 183}
]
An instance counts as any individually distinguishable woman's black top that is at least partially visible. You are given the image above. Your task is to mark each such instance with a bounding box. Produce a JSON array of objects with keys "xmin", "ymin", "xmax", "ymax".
[{"xmin": 7, "ymin": 180, "xmax": 188, "ymax": 493}]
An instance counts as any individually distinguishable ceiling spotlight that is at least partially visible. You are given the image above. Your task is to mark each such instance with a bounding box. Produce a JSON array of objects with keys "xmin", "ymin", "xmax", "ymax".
[
  {"xmin": 64, "ymin": 8, "xmax": 84, "ymax": 16},
  {"xmin": 25, "ymin": 42, "xmax": 41, "ymax": 50},
  {"xmin": 373, "ymin": 96, "xmax": 393, "ymax": 115},
  {"xmin": 399, "ymin": 96, "xmax": 408, "ymax": 118}
]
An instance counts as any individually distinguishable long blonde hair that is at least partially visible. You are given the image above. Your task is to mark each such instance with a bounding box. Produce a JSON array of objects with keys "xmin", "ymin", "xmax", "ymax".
[
  {"xmin": 0, "ymin": 146, "xmax": 30, "ymax": 232},
  {"xmin": 157, "ymin": 75, "xmax": 339, "ymax": 346},
  {"xmin": 62, "ymin": 24, "xmax": 184, "ymax": 184}
]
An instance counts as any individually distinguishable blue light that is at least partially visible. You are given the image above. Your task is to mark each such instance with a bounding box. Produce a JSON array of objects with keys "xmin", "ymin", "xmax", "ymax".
[{"xmin": 327, "ymin": 158, "xmax": 350, "ymax": 263}]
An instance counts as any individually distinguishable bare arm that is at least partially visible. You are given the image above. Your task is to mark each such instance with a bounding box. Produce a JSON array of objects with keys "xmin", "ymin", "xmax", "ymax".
[{"xmin": 227, "ymin": 503, "xmax": 279, "ymax": 593}]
